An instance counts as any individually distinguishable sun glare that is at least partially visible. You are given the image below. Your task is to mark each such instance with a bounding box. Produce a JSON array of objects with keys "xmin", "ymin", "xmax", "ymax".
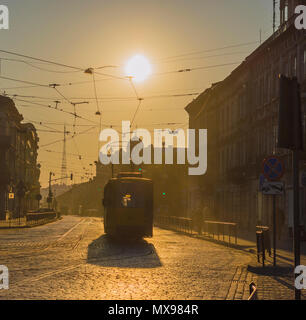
[{"xmin": 125, "ymin": 55, "xmax": 152, "ymax": 82}]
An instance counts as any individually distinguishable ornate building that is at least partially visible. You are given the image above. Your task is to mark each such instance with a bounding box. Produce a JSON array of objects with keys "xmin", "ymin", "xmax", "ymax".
[
  {"xmin": 185, "ymin": 0, "xmax": 306, "ymax": 235},
  {"xmin": 0, "ymin": 96, "xmax": 40, "ymax": 220}
]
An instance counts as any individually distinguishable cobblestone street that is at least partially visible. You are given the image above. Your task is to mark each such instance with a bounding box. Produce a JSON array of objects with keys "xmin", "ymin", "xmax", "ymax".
[
  {"xmin": 0, "ymin": 216, "xmax": 255, "ymax": 300},
  {"xmin": 0, "ymin": 216, "xmax": 305, "ymax": 300}
]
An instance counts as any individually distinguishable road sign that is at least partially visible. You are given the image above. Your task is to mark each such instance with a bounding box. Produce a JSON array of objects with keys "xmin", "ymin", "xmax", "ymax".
[
  {"xmin": 262, "ymin": 156, "xmax": 285, "ymax": 181},
  {"xmin": 262, "ymin": 182, "xmax": 284, "ymax": 195},
  {"xmin": 8, "ymin": 193, "xmax": 14, "ymax": 199}
]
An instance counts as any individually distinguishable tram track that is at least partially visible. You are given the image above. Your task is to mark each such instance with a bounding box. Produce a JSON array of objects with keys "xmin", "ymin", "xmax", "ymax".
[
  {"xmin": 2, "ymin": 217, "xmax": 157, "ymax": 289},
  {"xmin": 11, "ymin": 245, "xmax": 156, "ymax": 287},
  {"xmin": 0, "ymin": 218, "xmax": 91, "ymax": 258}
]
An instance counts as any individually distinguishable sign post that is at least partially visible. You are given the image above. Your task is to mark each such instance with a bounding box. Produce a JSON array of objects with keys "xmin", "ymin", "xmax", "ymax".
[
  {"xmin": 278, "ymin": 75, "xmax": 303, "ymax": 300},
  {"xmin": 293, "ymin": 150, "xmax": 301, "ymax": 300},
  {"xmin": 262, "ymin": 156, "xmax": 285, "ymax": 267}
]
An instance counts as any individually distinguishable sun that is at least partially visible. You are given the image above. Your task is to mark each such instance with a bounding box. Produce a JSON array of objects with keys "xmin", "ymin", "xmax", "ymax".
[{"xmin": 125, "ymin": 55, "xmax": 152, "ymax": 82}]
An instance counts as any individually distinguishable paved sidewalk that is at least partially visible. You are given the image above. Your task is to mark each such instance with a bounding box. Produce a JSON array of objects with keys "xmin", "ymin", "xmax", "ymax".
[
  {"xmin": 194, "ymin": 230, "xmax": 306, "ymax": 266},
  {"xmin": 194, "ymin": 231, "xmax": 306, "ymax": 300}
]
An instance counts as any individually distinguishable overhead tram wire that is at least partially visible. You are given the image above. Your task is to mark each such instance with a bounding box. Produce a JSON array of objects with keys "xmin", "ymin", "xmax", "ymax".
[
  {"xmin": 5, "ymin": 91, "xmax": 200, "ymax": 103},
  {"xmin": 0, "ymin": 49, "xmax": 84, "ymax": 71},
  {"xmin": 127, "ymin": 76, "xmax": 145, "ymax": 129},
  {"xmin": 153, "ymin": 51, "xmax": 252, "ymax": 64},
  {"xmin": 0, "ymin": 51, "xmax": 241, "ymax": 161},
  {"xmin": 153, "ymin": 61, "xmax": 241, "ymax": 77},
  {"xmin": 41, "ymin": 149, "xmax": 97, "ymax": 161},
  {"xmin": 0, "ymin": 57, "xmax": 82, "ymax": 74},
  {"xmin": 24, "ymin": 119, "xmax": 98, "ymax": 128},
  {"xmin": 39, "ymin": 125, "xmax": 97, "ymax": 148},
  {"xmin": 0, "ymin": 49, "xmax": 127, "ymax": 81},
  {"xmin": 1, "ymin": 61, "xmax": 240, "ymax": 101},
  {"xmin": 49, "ymin": 84, "xmax": 74, "ymax": 105},
  {"xmin": 130, "ymin": 99, "xmax": 143, "ymax": 128},
  {"xmin": 0, "ymin": 43, "xmax": 255, "ymax": 91},
  {"xmin": 32, "ymin": 122, "xmax": 62, "ymax": 133},
  {"xmin": 156, "ymin": 40, "xmax": 259, "ymax": 62},
  {"xmin": 84, "ymin": 68, "xmax": 103, "ymax": 157},
  {"xmin": 0, "ymin": 77, "xmax": 118, "ymax": 92},
  {"xmin": 11, "ymin": 96, "xmax": 99, "ymax": 126},
  {"xmin": 0, "ymin": 85, "xmax": 41, "ymax": 90},
  {"xmin": 0, "ymin": 75, "xmax": 49, "ymax": 88},
  {"xmin": 36, "ymin": 129, "xmax": 67, "ymax": 134},
  {"xmin": 48, "ymin": 84, "xmax": 90, "ymax": 136},
  {"xmin": 0, "ymin": 50, "xmax": 207, "ymax": 181}
]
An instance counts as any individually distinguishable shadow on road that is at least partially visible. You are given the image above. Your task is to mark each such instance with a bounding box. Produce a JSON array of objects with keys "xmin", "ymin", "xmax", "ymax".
[
  {"xmin": 87, "ymin": 234, "xmax": 162, "ymax": 268},
  {"xmin": 247, "ymin": 265, "xmax": 292, "ymax": 276}
]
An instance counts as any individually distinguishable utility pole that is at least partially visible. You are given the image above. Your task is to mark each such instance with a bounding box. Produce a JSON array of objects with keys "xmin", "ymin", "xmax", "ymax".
[
  {"xmin": 61, "ymin": 125, "xmax": 68, "ymax": 185},
  {"xmin": 293, "ymin": 148, "xmax": 301, "ymax": 300},
  {"xmin": 278, "ymin": 75, "xmax": 303, "ymax": 300},
  {"xmin": 47, "ymin": 172, "xmax": 54, "ymax": 210}
]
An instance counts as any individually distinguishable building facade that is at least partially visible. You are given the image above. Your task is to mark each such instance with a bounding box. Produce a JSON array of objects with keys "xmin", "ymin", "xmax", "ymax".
[
  {"xmin": 0, "ymin": 96, "xmax": 40, "ymax": 220},
  {"xmin": 185, "ymin": 0, "xmax": 306, "ymax": 236}
]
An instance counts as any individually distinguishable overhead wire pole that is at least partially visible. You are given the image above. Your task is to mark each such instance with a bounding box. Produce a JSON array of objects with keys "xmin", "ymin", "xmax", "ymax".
[{"xmin": 278, "ymin": 75, "xmax": 303, "ymax": 300}]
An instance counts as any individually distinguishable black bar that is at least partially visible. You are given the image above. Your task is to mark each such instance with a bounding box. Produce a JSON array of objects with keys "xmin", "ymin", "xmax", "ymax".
[{"xmin": 273, "ymin": 195, "xmax": 276, "ymax": 267}]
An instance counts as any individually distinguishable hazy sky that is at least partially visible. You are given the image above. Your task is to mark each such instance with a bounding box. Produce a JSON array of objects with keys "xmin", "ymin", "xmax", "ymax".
[{"xmin": 0, "ymin": 0, "xmax": 276, "ymax": 187}]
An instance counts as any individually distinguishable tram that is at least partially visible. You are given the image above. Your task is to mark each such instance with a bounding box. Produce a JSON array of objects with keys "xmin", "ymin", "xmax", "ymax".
[{"xmin": 102, "ymin": 172, "xmax": 153, "ymax": 238}]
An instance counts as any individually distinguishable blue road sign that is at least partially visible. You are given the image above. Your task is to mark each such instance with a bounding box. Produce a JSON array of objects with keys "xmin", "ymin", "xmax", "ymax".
[{"xmin": 262, "ymin": 156, "xmax": 285, "ymax": 181}]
